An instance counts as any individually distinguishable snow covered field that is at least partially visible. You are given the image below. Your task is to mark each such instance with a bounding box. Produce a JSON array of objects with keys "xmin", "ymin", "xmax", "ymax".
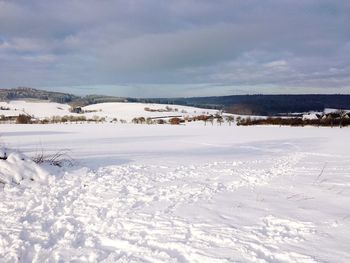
[
  {"xmin": 0, "ymin": 100, "xmax": 221, "ymax": 122},
  {"xmin": 1, "ymin": 123, "xmax": 350, "ymax": 262}
]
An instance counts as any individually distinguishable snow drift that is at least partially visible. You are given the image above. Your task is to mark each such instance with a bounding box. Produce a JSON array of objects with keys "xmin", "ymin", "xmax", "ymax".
[{"xmin": 0, "ymin": 149, "xmax": 49, "ymax": 185}]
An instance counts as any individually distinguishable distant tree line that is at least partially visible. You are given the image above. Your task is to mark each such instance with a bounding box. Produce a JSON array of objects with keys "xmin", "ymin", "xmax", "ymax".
[
  {"xmin": 2, "ymin": 88, "xmax": 350, "ymax": 116},
  {"xmin": 237, "ymin": 112, "xmax": 350, "ymax": 127},
  {"xmin": 14, "ymin": 114, "xmax": 106, "ymax": 124},
  {"xmin": 142, "ymin": 95, "xmax": 350, "ymax": 116},
  {"xmin": 0, "ymin": 87, "xmax": 79, "ymax": 103}
]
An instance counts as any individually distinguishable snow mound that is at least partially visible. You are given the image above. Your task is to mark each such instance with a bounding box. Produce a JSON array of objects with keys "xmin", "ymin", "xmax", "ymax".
[{"xmin": 0, "ymin": 150, "xmax": 49, "ymax": 185}]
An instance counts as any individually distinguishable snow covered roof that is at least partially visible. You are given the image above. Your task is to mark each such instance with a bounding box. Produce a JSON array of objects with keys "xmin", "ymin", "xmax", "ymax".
[{"xmin": 302, "ymin": 113, "xmax": 319, "ymax": 120}]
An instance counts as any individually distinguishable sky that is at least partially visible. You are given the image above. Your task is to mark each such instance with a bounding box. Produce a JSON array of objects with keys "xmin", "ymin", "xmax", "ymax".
[{"xmin": 0, "ymin": 0, "xmax": 350, "ymax": 97}]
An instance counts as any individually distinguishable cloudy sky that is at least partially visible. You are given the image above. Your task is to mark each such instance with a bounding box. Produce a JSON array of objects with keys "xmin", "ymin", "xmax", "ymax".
[{"xmin": 0, "ymin": 0, "xmax": 349, "ymax": 97}]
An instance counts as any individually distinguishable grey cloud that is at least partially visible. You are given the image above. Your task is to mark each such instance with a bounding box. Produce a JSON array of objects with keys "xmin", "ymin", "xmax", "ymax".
[{"xmin": 0, "ymin": 0, "xmax": 349, "ymax": 96}]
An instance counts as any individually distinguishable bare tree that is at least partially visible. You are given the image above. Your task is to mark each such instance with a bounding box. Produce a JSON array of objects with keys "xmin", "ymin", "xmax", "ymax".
[
  {"xmin": 226, "ymin": 115, "xmax": 234, "ymax": 126},
  {"xmin": 217, "ymin": 116, "xmax": 224, "ymax": 126}
]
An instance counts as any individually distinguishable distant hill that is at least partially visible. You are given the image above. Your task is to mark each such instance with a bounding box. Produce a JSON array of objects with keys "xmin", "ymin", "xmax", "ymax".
[
  {"xmin": 0, "ymin": 87, "xmax": 79, "ymax": 103},
  {"xmin": 1, "ymin": 87, "xmax": 349, "ymax": 115},
  {"xmin": 142, "ymin": 94, "xmax": 350, "ymax": 115},
  {"xmin": 0, "ymin": 87, "xmax": 128, "ymax": 106}
]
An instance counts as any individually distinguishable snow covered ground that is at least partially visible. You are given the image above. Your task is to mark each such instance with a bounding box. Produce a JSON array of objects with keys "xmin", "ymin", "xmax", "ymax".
[
  {"xmin": 0, "ymin": 100, "xmax": 74, "ymax": 118},
  {"xmin": 0, "ymin": 100, "xmax": 221, "ymax": 122},
  {"xmin": 1, "ymin": 123, "xmax": 350, "ymax": 262}
]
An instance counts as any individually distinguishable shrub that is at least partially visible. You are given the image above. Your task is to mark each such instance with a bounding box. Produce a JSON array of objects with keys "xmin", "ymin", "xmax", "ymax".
[
  {"xmin": 61, "ymin": 116, "xmax": 69, "ymax": 123},
  {"xmin": 226, "ymin": 116, "xmax": 235, "ymax": 126},
  {"xmin": 40, "ymin": 118, "xmax": 50, "ymax": 124},
  {"xmin": 165, "ymin": 106, "xmax": 173, "ymax": 112},
  {"xmin": 51, "ymin": 116, "xmax": 62, "ymax": 123},
  {"xmin": 32, "ymin": 149, "xmax": 74, "ymax": 167},
  {"xmin": 69, "ymin": 106, "xmax": 84, "ymax": 114},
  {"xmin": 208, "ymin": 116, "xmax": 214, "ymax": 126},
  {"xmin": 146, "ymin": 118, "xmax": 154, "ymax": 124},
  {"xmin": 144, "ymin": 107, "xmax": 171, "ymax": 112},
  {"xmin": 236, "ymin": 116, "xmax": 350, "ymax": 127},
  {"xmin": 169, "ymin": 117, "xmax": 181, "ymax": 125},
  {"xmin": 216, "ymin": 116, "xmax": 224, "ymax": 126},
  {"xmin": 193, "ymin": 115, "xmax": 210, "ymax": 121},
  {"xmin": 138, "ymin": 117, "xmax": 146, "ymax": 124},
  {"xmin": 16, "ymin": 114, "xmax": 31, "ymax": 124},
  {"xmin": 132, "ymin": 117, "xmax": 146, "ymax": 124}
]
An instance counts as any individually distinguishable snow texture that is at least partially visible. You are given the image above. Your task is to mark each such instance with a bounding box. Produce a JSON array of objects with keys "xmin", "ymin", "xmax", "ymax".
[
  {"xmin": 0, "ymin": 150, "xmax": 48, "ymax": 185},
  {"xmin": 0, "ymin": 100, "xmax": 222, "ymax": 122},
  {"xmin": 0, "ymin": 123, "xmax": 350, "ymax": 263}
]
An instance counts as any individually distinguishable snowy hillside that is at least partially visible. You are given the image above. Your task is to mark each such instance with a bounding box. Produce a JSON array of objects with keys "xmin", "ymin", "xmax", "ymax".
[
  {"xmin": 0, "ymin": 100, "xmax": 221, "ymax": 122},
  {"xmin": 0, "ymin": 100, "xmax": 73, "ymax": 118},
  {"xmin": 0, "ymin": 124, "xmax": 349, "ymax": 262},
  {"xmin": 82, "ymin": 102, "xmax": 220, "ymax": 121}
]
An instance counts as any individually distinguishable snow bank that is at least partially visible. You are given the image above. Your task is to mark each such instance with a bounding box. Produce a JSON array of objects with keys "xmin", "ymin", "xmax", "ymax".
[{"xmin": 0, "ymin": 149, "xmax": 49, "ymax": 185}]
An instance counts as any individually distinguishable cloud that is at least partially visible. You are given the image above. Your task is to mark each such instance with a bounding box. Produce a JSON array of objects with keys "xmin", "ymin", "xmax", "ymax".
[{"xmin": 0, "ymin": 0, "xmax": 349, "ymax": 96}]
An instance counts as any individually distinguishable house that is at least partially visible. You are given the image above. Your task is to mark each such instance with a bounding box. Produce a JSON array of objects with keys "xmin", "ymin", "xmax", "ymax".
[
  {"xmin": 70, "ymin": 107, "xmax": 83, "ymax": 114},
  {"xmin": 302, "ymin": 113, "xmax": 320, "ymax": 120}
]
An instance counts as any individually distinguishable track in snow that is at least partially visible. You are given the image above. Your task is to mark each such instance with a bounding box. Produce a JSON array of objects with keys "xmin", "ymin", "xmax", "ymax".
[{"xmin": 3, "ymin": 151, "xmax": 345, "ymax": 262}]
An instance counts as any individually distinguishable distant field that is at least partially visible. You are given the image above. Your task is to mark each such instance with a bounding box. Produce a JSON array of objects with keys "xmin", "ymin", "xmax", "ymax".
[{"xmin": 0, "ymin": 100, "xmax": 222, "ymax": 122}]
